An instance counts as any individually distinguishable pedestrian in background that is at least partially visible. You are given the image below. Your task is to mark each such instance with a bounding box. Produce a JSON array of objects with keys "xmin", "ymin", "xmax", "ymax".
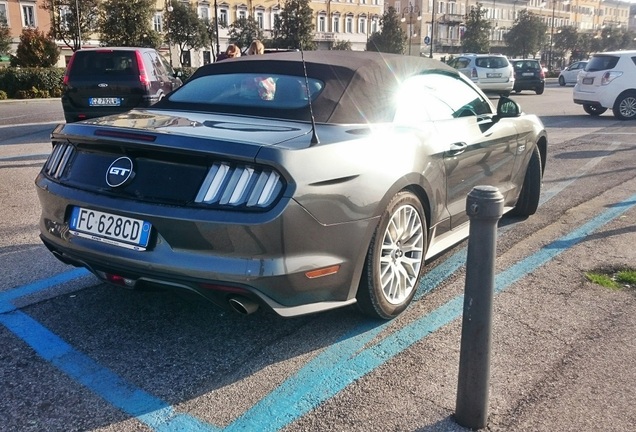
[
  {"xmin": 247, "ymin": 40, "xmax": 265, "ymax": 56},
  {"xmin": 225, "ymin": 44, "xmax": 241, "ymax": 59}
]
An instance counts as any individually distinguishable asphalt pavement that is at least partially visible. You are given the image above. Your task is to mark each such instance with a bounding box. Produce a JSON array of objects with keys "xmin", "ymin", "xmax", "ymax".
[{"xmin": 1, "ymin": 91, "xmax": 635, "ymax": 431}]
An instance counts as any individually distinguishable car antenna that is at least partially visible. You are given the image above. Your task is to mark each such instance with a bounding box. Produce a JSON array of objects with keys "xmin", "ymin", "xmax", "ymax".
[{"xmin": 300, "ymin": 46, "xmax": 320, "ymax": 145}]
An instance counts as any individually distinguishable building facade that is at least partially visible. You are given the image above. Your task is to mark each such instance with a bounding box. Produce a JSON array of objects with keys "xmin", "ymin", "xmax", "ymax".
[{"xmin": 0, "ymin": 0, "xmax": 633, "ymax": 67}]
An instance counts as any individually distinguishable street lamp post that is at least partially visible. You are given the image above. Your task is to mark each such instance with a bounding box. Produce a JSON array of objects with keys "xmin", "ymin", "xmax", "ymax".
[
  {"xmin": 401, "ymin": 2, "xmax": 421, "ymax": 56},
  {"xmin": 213, "ymin": 0, "xmax": 220, "ymax": 59},
  {"xmin": 75, "ymin": 0, "xmax": 81, "ymax": 50},
  {"xmin": 549, "ymin": 0, "xmax": 556, "ymax": 72},
  {"xmin": 430, "ymin": 0, "xmax": 436, "ymax": 58}
]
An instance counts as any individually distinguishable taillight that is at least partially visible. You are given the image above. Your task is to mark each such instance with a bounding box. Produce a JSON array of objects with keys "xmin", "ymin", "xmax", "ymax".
[
  {"xmin": 63, "ymin": 53, "xmax": 77, "ymax": 86},
  {"xmin": 195, "ymin": 162, "xmax": 284, "ymax": 209},
  {"xmin": 471, "ymin": 67, "xmax": 478, "ymax": 78},
  {"xmin": 135, "ymin": 51, "xmax": 151, "ymax": 90},
  {"xmin": 601, "ymin": 71, "xmax": 622, "ymax": 85}
]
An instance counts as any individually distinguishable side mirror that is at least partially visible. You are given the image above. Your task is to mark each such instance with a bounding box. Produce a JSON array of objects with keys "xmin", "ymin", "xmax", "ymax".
[{"xmin": 496, "ymin": 96, "xmax": 521, "ymax": 119}]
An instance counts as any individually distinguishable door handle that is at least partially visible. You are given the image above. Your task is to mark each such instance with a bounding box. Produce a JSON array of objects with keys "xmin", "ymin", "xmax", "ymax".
[{"xmin": 448, "ymin": 142, "xmax": 468, "ymax": 155}]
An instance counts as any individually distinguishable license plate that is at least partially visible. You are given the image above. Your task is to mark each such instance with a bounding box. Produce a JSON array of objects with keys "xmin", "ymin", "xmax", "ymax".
[
  {"xmin": 522, "ymin": 72, "xmax": 535, "ymax": 76},
  {"xmin": 487, "ymin": 73, "xmax": 502, "ymax": 78},
  {"xmin": 69, "ymin": 207, "xmax": 151, "ymax": 250},
  {"xmin": 89, "ymin": 97, "xmax": 121, "ymax": 106},
  {"xmin": 582, "ymin": 77, "xmax": 594, "ymax": 85}
]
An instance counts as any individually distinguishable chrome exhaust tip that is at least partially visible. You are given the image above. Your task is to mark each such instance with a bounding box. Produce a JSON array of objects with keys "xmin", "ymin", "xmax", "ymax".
[{"xmin": 228, "ymin": 296, "xmax": 259, "ymax": 315}]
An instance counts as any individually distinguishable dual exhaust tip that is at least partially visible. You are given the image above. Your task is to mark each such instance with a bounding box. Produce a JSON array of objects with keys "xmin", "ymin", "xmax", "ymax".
[{"xmin": 228, "ymin": 296, "xmax": 259, "ymax": 315}]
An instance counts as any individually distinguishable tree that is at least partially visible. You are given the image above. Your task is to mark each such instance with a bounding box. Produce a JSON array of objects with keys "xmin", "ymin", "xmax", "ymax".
[
  {"xmin": 553, "ymin": 26, "xmax": 578, "ymax": 65},
  {"xmin": 41, "ymin": 0, "xmax": 100, "ymax": 52},
  {"xmin": 366, "ymin": 7, "xmax": 406, "ymax": 54},
  {"xmin": 99, "ymin": 0, "xmax": 161, "ymax": 48},
  {"xmin": 228, "ymin": 17, "xmax": 264, "ymax": 51},
  {"xmin": 0, "ymin": 12, "xmax": 10, "ymax": 56},
  {"xmin": 576, "ymin": 32, "xmax": 601, "ymax": 61},
  {"xmin": 165, "ymin": 0, "xmax": 208, "ymax": 65},
  {"xmin": 10, "ymin": 28, "xmax": 60, "ymax": 67},
  {"xmin": 272, "ymin": 0, "xmax": 315, "ymax": 50},
  {"xmin": 461, "ymin": 3, "xmax": 490, "ymax": 54},
  {"xmin": 504, "ymin": 10, "xmax": 547, "ymax": 59}
]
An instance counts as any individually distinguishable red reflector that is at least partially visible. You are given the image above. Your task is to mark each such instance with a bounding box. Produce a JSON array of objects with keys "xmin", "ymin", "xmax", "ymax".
[
  {"xmin": 78, "ymin": 114, "xmax": 87, "ymax": 119},
  {"xmin": 105, "ymin": 273, "xmax": 136, "ymax": 287},
  {"xmin": 106, "ymin": 274, "xmax": 126, "ymax": 285}
]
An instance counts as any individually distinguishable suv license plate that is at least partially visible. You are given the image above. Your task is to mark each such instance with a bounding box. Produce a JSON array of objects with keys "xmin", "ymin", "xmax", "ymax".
[
  {"xmin": 582, "ymin": 77, "xmax": 594, "ymax": 85},
  {"xmin": 69, "ymin": 207, "xmax": 151, "ymax": 250},
  {"xmin": 487, "ymin": 73, "xmax": 502, "ymax": 78},
  {"xmin": 89, "ymin": 97, "xmax": 121, "ymax": 106}
]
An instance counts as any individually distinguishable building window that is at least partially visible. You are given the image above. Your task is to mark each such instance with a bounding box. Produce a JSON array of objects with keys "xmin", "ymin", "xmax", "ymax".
[
  {"xmin": 332, "ymin": 15, "xmax": 340, "ymax": 33},
  {"xmin": 220, "ymin": 9, "xmax": 228, "ymax": 26},
  {"xmin": 0, "ymin": 3, "xmax": 9, "ymax": 25},
  {"xmin": 203, "ymin": 51, "xmax": 211, "ymax": 64},
  {"xmin": 256, "ymin": 11, "xmax": 264, "ymax": 28},
  {"xmin": 199, "ymin": 6, "xmax": 210, "ymax": 21},
  {"xmin": 346, "ymin": 16, "xmax": 353, "ymax": 33},
  {"xmin": 237, "ymin": 9, "xmax": 247, "ymax": 20},
  {"xmin": 358, "ymin": 17, "xmax": 366, "ymax": 34},
  {"xmin": 318, "ymin": 15, "xmax": 326, "ymax": 32},
  {"xmin": 22, "ymin": 4, "xmax": 36, "ymax": 27},
  {"xmin": 154, "ymin": 12, "xmax": 163, "ymax": 33}
]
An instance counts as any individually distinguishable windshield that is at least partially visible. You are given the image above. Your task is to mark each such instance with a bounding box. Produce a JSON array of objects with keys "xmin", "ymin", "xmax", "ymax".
[{"xmin": 169, "ymin": 73, "xmax": 325, "ymax": 109}]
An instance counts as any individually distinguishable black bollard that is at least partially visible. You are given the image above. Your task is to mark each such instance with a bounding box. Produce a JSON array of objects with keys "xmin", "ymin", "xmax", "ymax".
[{"xmin": 455, "ymin": 185, "xmax": 504, "ymax": 429}]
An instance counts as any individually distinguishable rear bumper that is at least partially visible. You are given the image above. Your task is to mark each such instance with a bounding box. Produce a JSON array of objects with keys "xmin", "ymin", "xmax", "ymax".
[
  {"xmin": 513, "ymin": 79, "xmax": 544, "ymax": 91},
  {"xmin": 35, "ymin": 175, "xmax": 375, "ymax": 317}
]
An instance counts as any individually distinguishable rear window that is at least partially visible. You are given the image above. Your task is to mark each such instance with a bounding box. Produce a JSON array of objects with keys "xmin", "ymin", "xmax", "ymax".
[
  {"xmin": 69, "ymin": 51, "xmax": 139, "ymax": 78},
  {"xmin": 475, "ymin": 57, "xmax": 509, "ymax": 69},
  {"xmin": 586, "ymin": 55, "xmax": 620, "ymax": 72},
  {"xmin": 168, "ymin": 73, "xmax": 324, "ymax": 109},
  {"xmin": 513, "ymin": 60, "xmax": 540, "ymax": 70}
]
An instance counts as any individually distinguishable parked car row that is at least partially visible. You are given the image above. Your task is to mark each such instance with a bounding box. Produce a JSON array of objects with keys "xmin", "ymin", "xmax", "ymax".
[{"xmin": 447, "ymin": 54, "xmax": 545, "ymax": 96}]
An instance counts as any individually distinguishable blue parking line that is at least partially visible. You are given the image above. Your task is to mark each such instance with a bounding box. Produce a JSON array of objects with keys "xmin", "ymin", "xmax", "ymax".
[
  {"xmin": 223, "ymin": 194, "xmax": 636, "ymax": 431},
  {"xmin": 0, "ymin": 309, "xmax": 217, "ymax": 432},
  {"xmin": 1, "ymin": 194, "xmax": 634, "ymax": 431}
]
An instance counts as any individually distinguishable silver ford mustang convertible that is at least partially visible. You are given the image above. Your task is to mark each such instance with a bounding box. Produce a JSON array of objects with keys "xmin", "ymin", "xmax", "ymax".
[{"xmin": 36, "ymin": 51, "xmax": 547, "ymax": 319}]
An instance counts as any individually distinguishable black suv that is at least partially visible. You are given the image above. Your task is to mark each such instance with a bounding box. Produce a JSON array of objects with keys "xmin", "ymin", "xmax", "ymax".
[
  {"xmin": 511, "ymin": 59, "xmax": 545, "ymax": 95},
  {"xmin": 62, "ymin": 47, "xmax": 182, "ymax": 123}
]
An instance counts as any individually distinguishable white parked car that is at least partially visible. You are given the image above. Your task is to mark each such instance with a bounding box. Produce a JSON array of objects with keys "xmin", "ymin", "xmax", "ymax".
[
  {"xmin": 558, "ymin": 61, "xmax": 587, "ymax": 86},
  {"xmin": 447, "ymin": 54, "xmax": 515, "ymax": 96},
  {"xmin": 573, "ymin": 51, "xmax": 636, "ymax": 120}
]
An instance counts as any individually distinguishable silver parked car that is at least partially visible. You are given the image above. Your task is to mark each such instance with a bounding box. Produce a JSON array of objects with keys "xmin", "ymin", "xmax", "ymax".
[
  {"xmin": 36, "ymin": 51, "xmax": 547, "ymax": 319},
  {"xmin": 447, "ymin": 53, "xmax": 515, "ymax": 96},
  {"xmin": 558, "ymin": 61, "xmax": 587, "ymax": 86}
]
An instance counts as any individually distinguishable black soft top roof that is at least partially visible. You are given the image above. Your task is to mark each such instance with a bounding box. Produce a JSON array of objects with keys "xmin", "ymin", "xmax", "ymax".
[{"xmin": 178, "ymin": 51, "xmax": 459, "ymax": 124}]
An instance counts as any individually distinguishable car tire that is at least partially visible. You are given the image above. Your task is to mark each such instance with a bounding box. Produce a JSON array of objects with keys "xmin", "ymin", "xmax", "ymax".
[
  {"xmin": 583, "ymin": 104, "xmax": 607, "ymax": 116},
  {"xmin": 510, "ymin": 147, "xmax": 542, "ymax": 217},
  {"xmin": 357, "ymin": 191, "xmax": 427, "ymax": 320},
  {"xmin": 535, "ymin": 84, "xmax": 545, "ymax": 95},
  {"xmin": 514, "ymin": 89, "xmax": 522, "ymax": 94},
  {"xmin": 612, "ymin": 91, "xmax": 636, "ymax": 120},
  {"xmin": 500, "ymin": 91, "xmax": 511, "ymax": 97},
  {"xmin": 558, "ymin": 76, "xmax": 565, "ymax": 86}
]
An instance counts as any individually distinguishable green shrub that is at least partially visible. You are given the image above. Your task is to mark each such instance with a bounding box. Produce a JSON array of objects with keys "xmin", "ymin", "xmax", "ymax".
[
  {"xmin": 0, "ymin": 90, "xmax": 7, "ymax": 100},
  {"xmin": 0, "ymin": 67, "xmax": 64, "ymax": 98}
]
